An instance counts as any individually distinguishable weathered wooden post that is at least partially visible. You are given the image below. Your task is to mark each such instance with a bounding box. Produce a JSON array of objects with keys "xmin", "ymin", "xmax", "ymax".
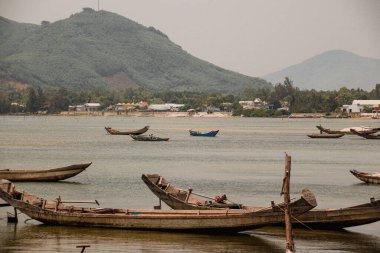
[
  {"xmin": 281, "ymin": 153, "xmax": 295, "ymax": 253},
  {"xmin": 76, "ymin": 245, "xmax": 90, "ymax": 253},
  {"xmin": 7, "ymin": 207, "xmax": 18, "ymax": 223}
]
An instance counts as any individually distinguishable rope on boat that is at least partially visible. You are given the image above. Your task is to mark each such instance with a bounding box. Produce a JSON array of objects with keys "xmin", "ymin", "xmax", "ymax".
[{"xmin": 274, "ymin": 204, "xmax": 314, "ymax": 231}]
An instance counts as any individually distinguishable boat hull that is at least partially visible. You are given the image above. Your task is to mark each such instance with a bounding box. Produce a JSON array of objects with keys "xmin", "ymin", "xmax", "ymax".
[
  {"xmin": 105, "ymin": 126, "xmax": 149, "ymax": 135},
  {"xmin": 141, "ymin": 174, "xmax": 317, "ymax": 215},
  {"xmin": 130, "ymin": 135, "xmax": 169, "ymax": 141},
  {"xmin": 350, "ymin": 170, "xmax": 380, "ymax": 184},
  {"xmin": 142, "ymin": 174, "xmax": 380, "ymax": 229},
  {"xmin": 317, "ymin": 125, "xmax": 380, "ymax": 135},
  {"xmin": 292, "ymin": 199, "xmax": 380, "ymax": 229},
  {"xmin": 0, "ymin": 180, "xmax": 314, "ymax": 233},
  {"xmin": 307, "ymin": 134, "xmax": 344, "ymax": 138},
  {"xmin": 0, "ymin": 163, "xmax": 91, "ymax": 182},
  {"xmin": 189, "ymin": 130, "xmax": 219, "ymax": 137},
  {"xmin": 350, "ymin": 129, "xmax": 380, "ymax": 139}
]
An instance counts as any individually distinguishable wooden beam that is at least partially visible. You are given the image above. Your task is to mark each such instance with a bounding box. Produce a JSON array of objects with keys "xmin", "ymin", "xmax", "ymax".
[{"xmin": 283, "ymin": 153, "xmax": 295, "ymax": 253}]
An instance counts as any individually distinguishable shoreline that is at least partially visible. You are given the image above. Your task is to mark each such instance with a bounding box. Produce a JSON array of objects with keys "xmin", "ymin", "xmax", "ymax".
[
  {"xmin": 2, "ymin": 111, "xmax": 378, "ymax": 119},
  {"xmin": 61, "ymin": 111, "xmax": 233, "ymax": 118}
]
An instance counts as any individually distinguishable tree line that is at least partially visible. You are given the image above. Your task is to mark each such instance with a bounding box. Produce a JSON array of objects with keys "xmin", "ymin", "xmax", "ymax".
[{"xmin": 0, "ymin": 78, "xmax": 379, "ymax": 116}]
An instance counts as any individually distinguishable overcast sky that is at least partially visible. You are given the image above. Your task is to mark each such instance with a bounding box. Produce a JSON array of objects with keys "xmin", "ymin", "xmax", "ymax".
[{"xmin": 0, "ymin": 0, "xmax": 379, "ymax": 77}]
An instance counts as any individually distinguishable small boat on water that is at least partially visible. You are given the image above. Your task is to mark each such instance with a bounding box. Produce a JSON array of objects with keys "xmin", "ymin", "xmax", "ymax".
[
  {"xmin": 350, "ymin": 129, "xmax": 380, "ymax": 139},
  {"xmin": 189, "ymin": 130, "xmax": 219, "ymax": 137},
  {"xmin": 0, "ymin": 163, "xmax": 92, "ymax": 182},
  {"xmin": 130, "ymin": 134, "xmax": 169, "ymax": 141},
  {"xmin": 316, "ymin": 125, "xmax": 380, "ymax": 135},
  {"xmin": 142, "ymin": 174, "xmax": 317, "ymax": 212},
  {"xmin": 0, "ymin": 179, "xmax": 316, "ymax": 233},
  {"xmin": 142, "ymin": 174, "xmax": 380, "ymax": 229},
  {"xmin": 350, "ymin": 170, "xmax": 380, "ymax": 184},
  {"xmin": 307, "ymin": 133, "xmax": 345, "ymax": 139},
  {"xmin": 105, "ymin": 126, "xmax": 149, "ymax": 135}
]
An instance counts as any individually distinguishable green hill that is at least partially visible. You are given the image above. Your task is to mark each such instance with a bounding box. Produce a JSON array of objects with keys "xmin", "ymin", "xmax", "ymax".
[{"xmin": 0, "ymin": 8, "xmax": 270, "ymax": 93}]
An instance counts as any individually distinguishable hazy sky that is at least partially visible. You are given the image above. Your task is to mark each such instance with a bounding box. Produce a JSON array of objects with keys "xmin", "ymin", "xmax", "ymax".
[{"xmin": 0, "ymin": 0, "xmax": 379, "ymax": 77}]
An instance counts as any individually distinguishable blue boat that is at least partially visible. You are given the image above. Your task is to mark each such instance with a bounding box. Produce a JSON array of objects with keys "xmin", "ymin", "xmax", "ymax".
[{"xmin": 189, "ymin": 130, "xmax": 219, "ymax": 137}]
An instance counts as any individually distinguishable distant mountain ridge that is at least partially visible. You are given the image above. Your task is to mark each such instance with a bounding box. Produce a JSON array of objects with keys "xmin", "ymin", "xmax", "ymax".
[
  {"xmin": 262, "ymin": 50, "xmax": 380, "ymax": 91},
  {"xmin": 0, "ymin": 8, "xmax": 270, "ymax": 93}
]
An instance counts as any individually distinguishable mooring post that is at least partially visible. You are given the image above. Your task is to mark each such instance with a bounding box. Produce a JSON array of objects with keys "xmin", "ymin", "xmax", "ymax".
[
  {"xmin": 154, "ymin": 199, "xmax": 162, "ymax": 210},
  {"xmin": 7, "ymin": 207, "xmax": 18, "ymax": 223},
  {"xmin": 76, "ymin": 245, "xmax": 90, "ymax": 253},
  {"xmin": 283, "ymin": 153, "xmax": 295, "ymax": 253}
]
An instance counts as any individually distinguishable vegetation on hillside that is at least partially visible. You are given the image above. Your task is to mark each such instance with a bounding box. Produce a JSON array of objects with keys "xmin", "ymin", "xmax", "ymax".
[{"xmin": 0, "ymin": 8, "xmax": 270, "ymax": 93}]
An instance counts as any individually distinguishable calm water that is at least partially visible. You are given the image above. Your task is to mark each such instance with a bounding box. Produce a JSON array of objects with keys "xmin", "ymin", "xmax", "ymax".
[{"xmin": 0, "ymin": 116, "xmax": 379, "ymax": 252}]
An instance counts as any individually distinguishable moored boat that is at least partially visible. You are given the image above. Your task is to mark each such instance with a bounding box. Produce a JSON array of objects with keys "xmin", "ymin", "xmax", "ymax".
[
  {"xmin": 316, "ymin": 125, "xmax": 380, "ymax": 135},
  {"xmin": 307, "ymin": 133, "xmax": 345, "ymax": 139},
  {"xmin": 292, "ymin": 198, "xmax": 380, "ymax": 229},
  {"xmin": 350, "ymin": 129, "xmax": 380, "ymax": 139},
  {"xmin": 130, "ymin": 134, "xmax": 169, "ymax": 141},
  {"xmin": 350, "ymin": 170, "xmax": 380, "ymax": 184},
  {"xmin": 105, "ymin": 126, "xmax": 149, "ymax": 135},
  {"xmin": 0, "ymin": 179, "xmax": 316, "ymax": 233},
  {"xmin": 189, "ymin": 130, "xmax": 219, "ymax": 137},
  {"xmin": 142, "ymin": 174, "xmax": 380, "ymax": 229},
  {"xmin": 142, "ymin": 174, "xmax": 317, "ymax": 213},
  {"xmin": 0, "ymin": 163, "xmax": 92, "ymax": 182}
]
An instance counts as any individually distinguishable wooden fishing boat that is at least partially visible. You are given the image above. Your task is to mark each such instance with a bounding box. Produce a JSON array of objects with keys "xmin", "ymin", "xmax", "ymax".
[
  {"xmin": 307, "ymin": 133, "xmax": 345, "ymax": 139},
  {"xmin": 130, "ymin": 134, "xmax": 169, "ymax": 141},
  {"xmin": 0, "ymin": 179, "xmax": 316, "ymax": 233},
  {"xmin": 292, "ymin": 198, "xmax": 380, "ymax": 229},
  {"xmin": 316, "ymin": 125, "xmax": 380, "ymax": 135},
  {"xmin": 0, "ymin": 163, "xmax": 91, "ymax": 182},
  {"xmin": 141, "ymin": 174, "xmax": 317, "ymax": 212},
  {"xmin": 350, "ymin": 170, "xmax": 380, "ymax": 184},
  {"xmin": 350, "ymin": 129, "xmax": 380, "ymax": 139},
  {"xmin": 142, "ymin": 174, "xmax": 380, "ymax": 229},
  {"xmin": 105, "ymin": 126, "xmax": 149, "ymax": 135},
  {"xmin": 189, "ymin": 130, "xmax": 219, "ymax": 137}
]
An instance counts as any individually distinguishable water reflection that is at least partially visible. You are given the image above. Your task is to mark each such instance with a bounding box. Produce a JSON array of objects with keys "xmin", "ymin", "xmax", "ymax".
[
  {"xmin": 0, "ymin": 224, "xmax": 282, "ymax": 253},
  {"xmin": 248, "ymin": 226, "xmax": 380, "ymax": 253}
]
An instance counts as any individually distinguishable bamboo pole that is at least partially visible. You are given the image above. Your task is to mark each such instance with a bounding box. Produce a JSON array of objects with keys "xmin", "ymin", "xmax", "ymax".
[
  {"xmin": 190, "ymin": 191, "xmax": 215, "ymax": 200},
  {"xmin": 282, "ymin": 153, "xmax": 295, "ymax": 253}
]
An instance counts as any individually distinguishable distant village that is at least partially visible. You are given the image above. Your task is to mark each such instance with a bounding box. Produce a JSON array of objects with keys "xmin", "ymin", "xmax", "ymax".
[
  {"xmin": 58, "ymin": 99, "xmax": 380, "ymax": 118},
  {"xmin": 64, "ymin": 98, "xmax": 280, "ymax": 115}
]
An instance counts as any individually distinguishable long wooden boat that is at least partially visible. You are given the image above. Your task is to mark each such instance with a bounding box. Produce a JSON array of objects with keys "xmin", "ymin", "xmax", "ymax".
[
  {"xmin": 292, "ymin": 198, "xmax": 380, "ymax": 229},
  {"xmin": 316, "ymin": 125, "xmax": 380, "ymax": 135},
  {"xmin": 350, "ymin": 170, "xmax": 380, "ymax": 184},
  {"xmin": 307, "ymin": 133, "xmax": 345, "ymax": 139},
  {"xmin": 141, "ymin": 174, "xmax": 317, "ymax": 212},
  {"xmin": 350, "ymin": 129, "xmax": 380, "ymax": 139},
  {"xmin": 105, "ymin": 126, "xmax": 149, "ymax": 135},
  {"xmin": 130, "ymin": 134, "xmax": 169, "ymax": 141},
  {"xmin": 142, "ymin": 174, "xmax": 380, "ymax": 229},
  {"xmin": 0, "ymin": 179, "xmax": 316, "ymax": 233},
  {"xmin": 189, "ymin": 130, "xmax": 219, "ymax": 137},
  {"xmin": 0, "ymin": 163, "xmax": 91, "ymax": 182}
]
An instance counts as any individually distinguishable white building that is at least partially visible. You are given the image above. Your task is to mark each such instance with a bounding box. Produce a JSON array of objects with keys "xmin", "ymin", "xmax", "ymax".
[
  {"xmin": 342, "ymin": 100, "xmax": 380, "ymax": 113},
  {"xmin": 148, "ymin": 103, "xmax": 185, "ymax": 111},
  {"xmin": 239, "ymin": 98, "xmax": 265, "ymax": 109},
  {"xmin": 84, "ymin": 103, "xmax": 101, "ymax": 112}
]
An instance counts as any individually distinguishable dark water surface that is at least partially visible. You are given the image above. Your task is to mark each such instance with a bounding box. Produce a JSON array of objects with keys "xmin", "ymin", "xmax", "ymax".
[{"xmin": 0, "ymin": 116, "xmax": 379, "ymax": 252}]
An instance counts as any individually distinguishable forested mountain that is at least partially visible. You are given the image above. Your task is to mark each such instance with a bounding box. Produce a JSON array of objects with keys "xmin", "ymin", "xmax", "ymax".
[
  {"xmin": 0, "ymin": 8, "xmax": 270, "ymax": 93},
  {"xmin": 262, "ymin": 50, "xmax": 380, "ymax": 91}
]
